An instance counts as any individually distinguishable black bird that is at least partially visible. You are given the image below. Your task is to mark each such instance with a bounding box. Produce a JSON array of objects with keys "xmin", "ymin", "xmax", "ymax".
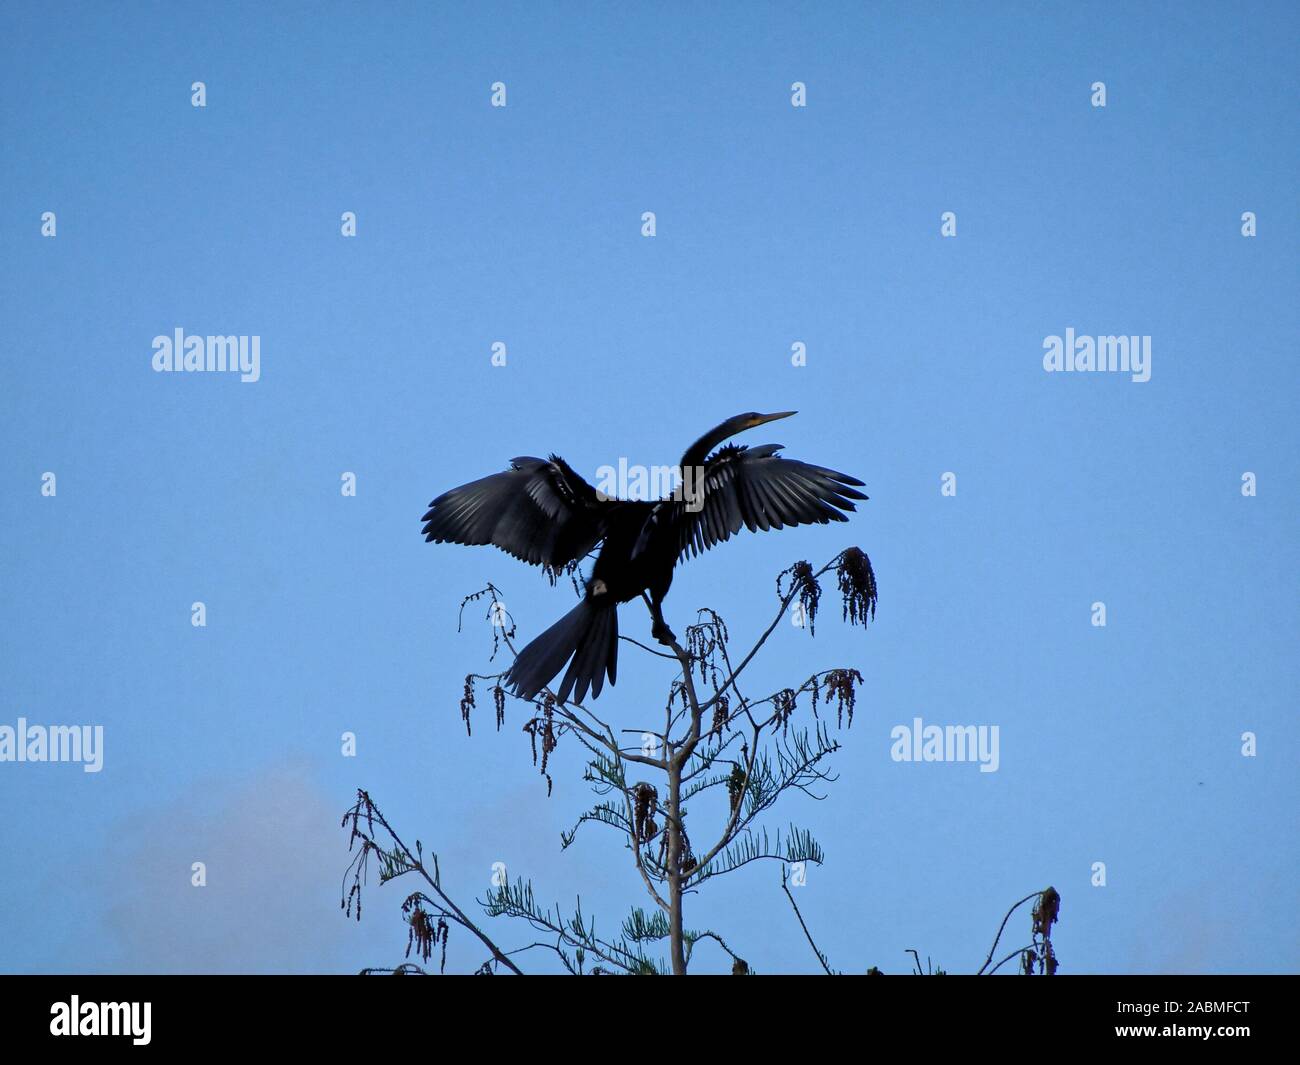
[{"xmin": 421, "ymin": 412, "xmax": 866, "ymax": 703}]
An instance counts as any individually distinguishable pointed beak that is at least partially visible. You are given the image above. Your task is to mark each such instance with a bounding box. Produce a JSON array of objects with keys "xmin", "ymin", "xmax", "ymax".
[{"xmin": 755, "ymin": 410, "xmax": 797, "ymax": 425}]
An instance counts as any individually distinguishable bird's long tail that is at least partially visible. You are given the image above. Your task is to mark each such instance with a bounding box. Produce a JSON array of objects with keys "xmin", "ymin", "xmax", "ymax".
[{"xmin": 507, "ymin": 599, "xmax": 619, "ymax": 703}]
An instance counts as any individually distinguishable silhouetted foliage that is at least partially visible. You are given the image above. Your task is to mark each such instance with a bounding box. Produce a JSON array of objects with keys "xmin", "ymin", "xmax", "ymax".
[{"xmin": 344, "ymin": 547, "xmax": 1060, "ymax": 974}]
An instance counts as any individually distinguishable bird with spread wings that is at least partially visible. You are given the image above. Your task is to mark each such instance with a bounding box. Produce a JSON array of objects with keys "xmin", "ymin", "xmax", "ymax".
[{"xmin": 422, "ymin": 411, "xmax": 866, "ymax": 703}]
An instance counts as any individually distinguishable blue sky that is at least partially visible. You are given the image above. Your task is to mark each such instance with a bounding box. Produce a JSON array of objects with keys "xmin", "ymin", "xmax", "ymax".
[{"xmin": 1, "ymin": 1, "xmax": 1296, "ymax": 974}]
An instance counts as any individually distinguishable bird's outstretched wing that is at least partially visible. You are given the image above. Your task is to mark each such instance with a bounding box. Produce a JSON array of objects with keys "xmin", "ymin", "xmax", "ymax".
[
  {"xmin": 636, "ymin": 443, "xmax": 867, "ymax": 562},
  {"xmin": 422, "ymin": 455, "xmax": 607, "ymax": 569}
]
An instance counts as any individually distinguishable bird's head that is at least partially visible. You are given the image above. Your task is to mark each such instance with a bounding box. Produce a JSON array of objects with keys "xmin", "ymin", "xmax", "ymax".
[{"xmin": 736, "ymin": 410, "xmax": 797, "ymax": 430}]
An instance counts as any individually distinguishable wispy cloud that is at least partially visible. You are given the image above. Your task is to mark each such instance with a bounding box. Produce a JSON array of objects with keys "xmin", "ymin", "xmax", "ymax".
[{"xmin": 94, "ymin": 764, "xmax": 358, "ymax": 974}]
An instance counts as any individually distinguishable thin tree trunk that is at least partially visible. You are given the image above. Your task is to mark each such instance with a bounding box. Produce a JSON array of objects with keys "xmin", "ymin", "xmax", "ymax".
[{"xmin": 667, "ymin": 752, "xmax": 686, "ymax": 974}]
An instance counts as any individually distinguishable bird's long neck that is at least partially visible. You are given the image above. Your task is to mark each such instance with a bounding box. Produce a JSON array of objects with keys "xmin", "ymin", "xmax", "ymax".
[{"xmin": 679, "ymin": 417, "xmax": 747, "ymax": 471}]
